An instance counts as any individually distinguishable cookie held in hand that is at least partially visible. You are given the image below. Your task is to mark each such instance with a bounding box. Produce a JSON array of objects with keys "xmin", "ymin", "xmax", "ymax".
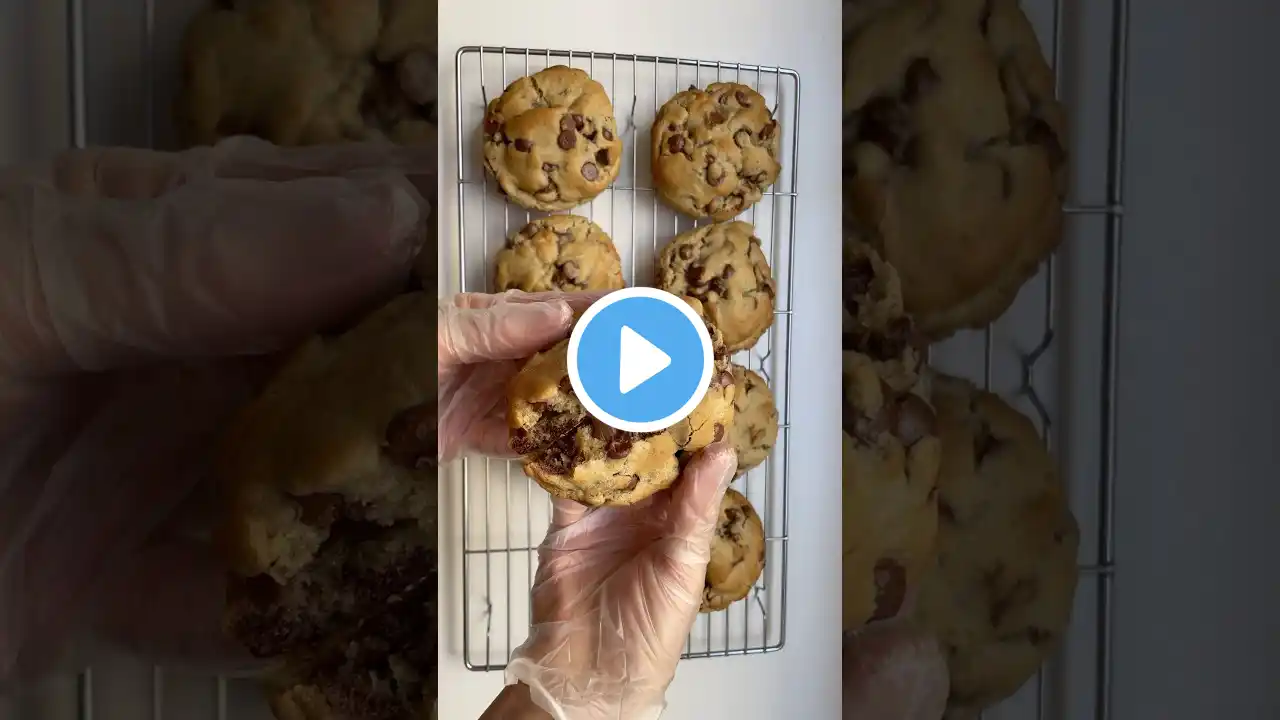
[{"xmin": 507, "ymin": 297, "xmax": 735, "ymax": 507}]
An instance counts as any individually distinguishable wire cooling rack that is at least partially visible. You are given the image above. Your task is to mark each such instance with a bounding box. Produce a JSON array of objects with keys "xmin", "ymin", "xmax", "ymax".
[
  {"xmin": 452, "ymin": 46, "xmax": 799, "ymax": 671},
  {"xmin": 914, "ymin": 0, "xmax": 1128, "ymax": 718}
]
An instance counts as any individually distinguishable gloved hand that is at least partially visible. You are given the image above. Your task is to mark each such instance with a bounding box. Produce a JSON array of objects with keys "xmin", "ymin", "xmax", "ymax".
[
  {"xmin": 842, "ymin": 620, "xmax": 949, "ymax": 720},
  {"xmin": 437, "ymin": 290, "xmax": 607, "ymax": 461},
  {"xmin": 507, "ymin": 444, "xmax": 739, "ymax": 720},
  {"xmin": 0, "ymin": 136, "xmax": 431, "ymax": 690}
]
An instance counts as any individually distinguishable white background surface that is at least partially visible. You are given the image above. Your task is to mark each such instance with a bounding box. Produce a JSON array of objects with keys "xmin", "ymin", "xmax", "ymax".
[
  {"xmin": 436, "ymin": 0, "xmax": 844, "ymax": 718},
  {"xmin": 1, "ymin": 1, "xmax": 1279, "ymax": 719}
]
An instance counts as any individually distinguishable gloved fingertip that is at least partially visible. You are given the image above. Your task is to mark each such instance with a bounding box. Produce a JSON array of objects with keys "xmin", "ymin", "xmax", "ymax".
[
  {"xmin": 669, "ymin": 442, "xmax": 737, "ymax": 537},
  {"xmin": 546, "ymin": 298, "xmax": 575, "ymax": 328},
  {"xmin": 491, "ymin": 299, "xmax": 573, "ymax": 352},
  {"xmin": 342, "ymin": 172, "xmax": 426, "ymax": 265},
  {"xmin": 690, "ymin": 441, "xmax": 738, "ymax": 491},
  {"xmin": 440, "ymin": 297, "xmax": 574, "ymax": 365},
  {"xmin": 387, "ymin": 180, "xmax": 428, "ymax": 258}
]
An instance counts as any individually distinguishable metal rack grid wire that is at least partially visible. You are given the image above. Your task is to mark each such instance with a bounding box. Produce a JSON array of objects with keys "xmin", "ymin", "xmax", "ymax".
[
  {"xmin": 920, "ymin": 0, "xmax": 1128, "ymax": 717},
  {"xmin": 453, "ymin": 45, "xmax": 800, "ymax": 671}
]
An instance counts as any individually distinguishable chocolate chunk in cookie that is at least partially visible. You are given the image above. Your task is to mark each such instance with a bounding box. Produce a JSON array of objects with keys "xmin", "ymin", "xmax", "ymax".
[
  {"xmin": 383, "ymin": 402, "xmax": 438, "ymax": 471},
  {"xmin": 841, "ymin": 239, "xmax": 926, "ymax": 390}
]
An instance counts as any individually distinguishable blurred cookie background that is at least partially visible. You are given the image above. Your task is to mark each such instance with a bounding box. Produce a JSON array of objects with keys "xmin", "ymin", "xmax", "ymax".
[{"xmin": 842, "ymin": 0, "xmax": 1082, "ymax": 718}]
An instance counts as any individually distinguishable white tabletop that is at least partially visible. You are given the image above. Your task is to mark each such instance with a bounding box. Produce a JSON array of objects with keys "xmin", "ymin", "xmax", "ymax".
[{"xmin": 435, "ymin": 0, "xmax": 844, "ymax": 717}]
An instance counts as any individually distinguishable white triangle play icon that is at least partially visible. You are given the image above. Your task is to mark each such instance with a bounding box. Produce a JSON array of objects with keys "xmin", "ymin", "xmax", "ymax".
[{"xmin": 619, "ymin": 325, "xmax": 671, "ymax": 395}]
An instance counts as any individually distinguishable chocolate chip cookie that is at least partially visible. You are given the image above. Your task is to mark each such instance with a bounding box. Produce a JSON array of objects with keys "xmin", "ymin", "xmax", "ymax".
[
  {"xmin": 728, "ymin": 364, "xmax": 779, "ymax": 477},
  {"xmin": 912, "ymin": 373, "xmax": 1080, "ymax": 716},
  {"xmin": 701, "ymin": 488, "xmax": 767, "ymax": 612},
  {"xmin": 493, "ymin": 215, "xmax": 625, "ymax": 293},
  {"xmin": 842, "ymin": 239, "xmax": 941, "ymax": 631},
  {"xmin": 177, "ymin": 0, "xmax": 436, "ymax": 147},
  {"xmin": 844, "ymin": 0, "xmax": 1068, "ymax": 338},
  {"xmin": 652, "ymin": 83, "xmax": 781, "ymax": 220},
  {"xmin": 654, "ymin": 221, "xmax": 777, "ymax": 352},
  {"xmin": 481, "ymin": 66, "xmax": 623, "ymax": 212},
  {"xmin": 508, "ymin": 297, "xmax": 736, "ymax": 507},
  {"xmin": 218, "ymin": 292, "xmax": 438, "ymax": 720}
]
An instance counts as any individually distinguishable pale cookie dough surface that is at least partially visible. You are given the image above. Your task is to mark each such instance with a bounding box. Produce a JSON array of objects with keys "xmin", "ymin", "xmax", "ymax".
[
  {"xmin": 701, "ymin": 488, "xmax": 766, "ymax": 612},
  {"xmin": 651, "ymin": 83, "xmax": 782, "ymax": 220},
  {"xmin": 508, "ymin": 298, "xmax": 735, "ymax": 507},
  {"xmin": 728, "ymin": 364, "xmax": 779, "ymax": 477},
  {"xmin": 654, "ymin": 221, "xmax": 777, "ymax": 352},
  {"xmin": 914, "ymin": 373, "xmax": 1080, "ymax": 717},
  {"xmin": 843, "ymin": 0, "xmax": 1068, "ymax": 338},
  {"xmin": 494, "ymin": 215, "xmax": 625, "ymax": 293},
  {"xmin": 217, "ymin": 291, "xmax": 438, "ymax": 720},
  {"xmin": 177, "ymin": 0, "xmax": 436, "ymax": 148},
  {"xmin": 842, "ymin": 240, "xmax": 941, "ymax": 632},
  {"xmin": 481, "ymin": 66, "xmax": 623, "ymax": 212}
]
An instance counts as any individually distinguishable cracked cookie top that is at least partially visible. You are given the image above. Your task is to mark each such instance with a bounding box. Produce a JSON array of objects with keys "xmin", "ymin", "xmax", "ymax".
[
  {"xmin": 507, "ymin": 296, "xmax": 735, "ymax": 507},
  {"xmin": 842, "ymin": 237, "xmax": 926, "ymax": 391},
  {"xmin": 651, "ymin": 83, "xmax": 782, "ymax": 220},
  {"xmin": 481, "ymin": 66, "xmax": 622, "ymax": 212},
  {"xmin": 494, "ymin": 215, "xmax": 626, "ymax": 293},
  {"xmin": 655, "ymin": 221, "xmax": 777, "ymax": 352},
  {"xmin": 843, "ymin": 0, "xmax": 1068, "ymax": 338},
  {"xmin": 912, "ymin": 372, "xmax": 1079, "ymax": 716},
  {"xmin": 701, "ymin": 487, "xmax": 766, "ymax": 612}
]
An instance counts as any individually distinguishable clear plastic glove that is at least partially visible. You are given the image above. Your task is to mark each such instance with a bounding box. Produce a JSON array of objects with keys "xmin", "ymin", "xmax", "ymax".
[
  {"xmin": 437, "ymin": 290, "xmax": 607, "ymax": 461},
  {"xmin": 507, "ymin": 444, "xmax": 738, "ymax": 720},
  {"xmin": 0, "ymin": 136, "xmax": 431, "ymax": 690},
  {"xmin": 842, "ymin": 618, "xmax": 949, "ymax": 720}
]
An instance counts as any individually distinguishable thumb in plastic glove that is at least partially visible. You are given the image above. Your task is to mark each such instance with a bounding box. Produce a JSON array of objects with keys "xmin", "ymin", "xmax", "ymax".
[
  {"xmin": 437, "ymin": 290, "xmax": 608, "ymax": 461},
  {"xmin": 0, "ymin": 138, "xmax": 428, "ymax": 690},
  {"xmin": 842, "ymin": 620, "xmax": 949, "ymax": 720},
  {"xmin": 506, "ymin": 443, "xmax": 738, "ymax": 720}
]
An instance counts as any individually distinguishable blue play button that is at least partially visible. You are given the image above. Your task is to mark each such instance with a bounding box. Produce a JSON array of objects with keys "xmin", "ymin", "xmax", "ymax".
[{"xmin": 568, "ymin": 287, "xmax": 714, "ymax": 433}]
